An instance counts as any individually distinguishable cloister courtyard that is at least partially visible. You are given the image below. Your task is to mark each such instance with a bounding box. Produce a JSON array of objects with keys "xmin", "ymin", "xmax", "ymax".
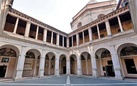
[{"xmin": 0, "ymin": 75, "xmax": 137, "ymax": 86}]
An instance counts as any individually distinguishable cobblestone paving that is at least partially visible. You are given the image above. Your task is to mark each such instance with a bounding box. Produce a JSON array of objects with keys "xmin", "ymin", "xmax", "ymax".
[{"xmin": 0, "ymin": 75, "xmax": 137, "ymax": 86}]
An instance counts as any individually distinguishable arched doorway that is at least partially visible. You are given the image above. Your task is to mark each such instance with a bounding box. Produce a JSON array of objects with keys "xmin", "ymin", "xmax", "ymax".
[
  {"xmin": 118, "ymin": 44, "xmax": 137, "ymax": 78},
  {"xmin": 96, "ymin": 48, "xmax": 115, "ymax": 77},
  {"xmin": 44, "ymin": 52, "xmax": 55, "ymax": 75},
  {"xmin": 0, "ymin": 45, "xmax": 19, "ymax": 78},
  {"xmin": 59, "ymin": 55, "xmax": 66, "ymax": 74},
  {"xmin": 23, "ymin": 49, "xmax": 40, "ymax": 77},
  {"xmin": 81, "ymin": 52, "xmax": 92, "ymax": 75},
  {"xmin": 70, "ymin": 54, "xmax": 77, "ymax": 74}
]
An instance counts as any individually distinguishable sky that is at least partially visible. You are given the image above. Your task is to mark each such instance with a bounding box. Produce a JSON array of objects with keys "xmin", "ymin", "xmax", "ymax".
[{"xmin": 13, "ymin": 0, "xmax": 113, "ymax": 33}]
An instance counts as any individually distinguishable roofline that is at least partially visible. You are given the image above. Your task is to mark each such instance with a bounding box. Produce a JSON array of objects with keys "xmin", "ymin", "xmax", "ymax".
[
  {"xmin": 9, "ymin": 8, "xmax": 68, "ymax": 35},
  {"xmin": 72, "ymin": 0, "xmax": 115, "ymax": 21},
  {"xmin": 116, "ymin": 0, "xmax": 122, "ymax": 9}
]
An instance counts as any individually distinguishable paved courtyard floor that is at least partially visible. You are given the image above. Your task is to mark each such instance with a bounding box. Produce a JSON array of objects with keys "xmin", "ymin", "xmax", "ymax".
[{"xmin": 0, "ymin": 75, "xmax": 137, "ymax": 86}]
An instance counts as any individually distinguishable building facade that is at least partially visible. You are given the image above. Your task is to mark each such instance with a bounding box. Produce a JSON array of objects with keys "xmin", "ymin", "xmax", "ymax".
[{"xmin": 0, "ymin": 0, "xmax": 137, "ymax": 80}]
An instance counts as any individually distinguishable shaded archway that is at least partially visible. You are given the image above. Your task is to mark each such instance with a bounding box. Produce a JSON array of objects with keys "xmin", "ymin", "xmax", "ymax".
[
  {"xmin": 23, "ymin": 49, "xmax": 41, "ymax": 77},
  {"xmin": 44, "ymin": 52, "xmax": 55, "ymax": 75},
  {"xmin": 95, "ymin": 48, "xmax": 115, "ymax": 77},
  {"xmin": 118, "ymin": 43, "xmax": 137, "ymax": 78},
  {"xmin": 59, "ymin": 54, "xmax": 66, "ymax": 74},
  {"xmin": 81, "ymin": 52, "xmax": 92, "ymax": 75},
  {"xmin": 70, "ymin": 54, "xmax": 77, "ymax": 74},
  {"xmin": 0, "ymin": 45, "xmax": 19, "ymax": 78}
]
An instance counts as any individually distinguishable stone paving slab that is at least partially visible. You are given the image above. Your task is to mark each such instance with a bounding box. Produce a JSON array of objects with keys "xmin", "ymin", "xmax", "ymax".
[
  {"xmin": 10, "ymin": 76, "xmax": 67, "ymax": 84},
  {"xmin": 0, "ymin": 76, "xmax": 137, "ymax": 86},
  {"xmin": 70, "ymin": 76, "xmax": 133, "ymax": 84}
]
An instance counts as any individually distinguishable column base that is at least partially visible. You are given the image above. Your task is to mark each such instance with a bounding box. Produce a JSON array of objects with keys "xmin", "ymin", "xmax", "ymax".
[
  {"xmin": 92, "ymin": 68, "xmax": 98, "ymax": 78},
  {"xmin": 115, "ymin": 76, "xmax": 123, "ymax": 80},
  {"xmin": 14, "ymin": 76, "xmax": 23, "ymax": 81}
]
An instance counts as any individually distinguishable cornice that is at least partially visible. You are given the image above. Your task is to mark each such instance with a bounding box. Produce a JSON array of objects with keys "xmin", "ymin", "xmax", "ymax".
[
  {"xmin": 9, "ymin": 8, "xmax": 68, "ymax": 35},
  {"xmin": 69, "ymin": 6, "xmax": 129, "ymax": 35}
]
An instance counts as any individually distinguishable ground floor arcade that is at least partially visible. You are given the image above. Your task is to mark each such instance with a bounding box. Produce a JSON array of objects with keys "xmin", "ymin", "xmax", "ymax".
[{"xmin": 0, "ymin": 43, "xmax": 137, "ymax": 79}]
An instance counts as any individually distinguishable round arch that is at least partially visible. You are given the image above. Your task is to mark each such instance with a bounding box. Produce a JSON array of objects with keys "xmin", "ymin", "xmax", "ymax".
[
  {"xmin": 117, "ymin": 43, "xmax": 137, "ymax": 78},
  {"xmin": 95, "ymin": 48, "xmax": 115, "ymax": 77},
  {"xmin": 44, "ymin": 52, "xmax": 56, "ymax": 75},
  {"xmin": 23, "ymin": 49, "xmax": 41, "ymax": 77},
  {"xmin": 70, "ymin": 54, "xmax": 77, "ymax": 74},
  {"xmin": 0, "ymin": 44, "xmax": 19, "ymax": 78},
  {"xmin": 59, "ymin": 54, "xmax": 67, "ymax": 74},
  {"xmin": 80, "ymin": 52, "xmax": 92, "ymax": 75}
]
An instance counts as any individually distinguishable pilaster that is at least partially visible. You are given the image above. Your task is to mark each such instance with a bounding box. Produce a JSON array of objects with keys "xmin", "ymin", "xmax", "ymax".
[
  {"xmin": 55, "ymin": 53, "xmax": 60, "ymax": 76},
  {"xmin": 110, "ymin": 45, "xmax": 123, "ymax": 80},
  {"xmin": 77, "ymin": 55, "xmax": 82, "ymax": 76},
  {"xmin": 39, "ymin": 50, "xmax": 46, "ymax": 77},
  {"xmin": 14, "ymin": 46, "xmax": 26, "ymax": 80}
]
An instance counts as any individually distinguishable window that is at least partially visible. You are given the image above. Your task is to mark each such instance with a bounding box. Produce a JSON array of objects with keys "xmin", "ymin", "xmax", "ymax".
[{"xmin": 77, "ymin": 22, "xmax": 82, "ymax": 28}]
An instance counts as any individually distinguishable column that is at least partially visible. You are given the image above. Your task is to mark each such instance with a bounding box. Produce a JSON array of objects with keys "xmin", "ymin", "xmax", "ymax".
[
  {"xmin": 67, "ymin": 37, "xmax": 69, "ymax": 47},
  {"xmin": 13, "ymin": 18, "xmax": 19, "ymax": 34},
  {"xmin": 56, "ymin": 33, "xmax": 59, "ymax": 46},
  {"xmin": 55, "ymin": 53, "xmax": 60, "ymax": 76},
  {"xmin": 67, "ymin": 59, "xmax": 70, "ymax": 75},
  {"xmin": 72, "ymin": 36, "xmax": 73, "ymax": 47},
  {"xmin": 82, "ymin": 31, "xmax": 85, "ymax": 43},
  {"xmin": 43, "ymin": 29, "xmax": 47, "ymax": 43},
  {"xmin": 48, "ymin": 59, "xmax": 51, "ymax": 75},
  {"xmin": 105, "ymin": 20, "xmax": 112, "ymax": 36},
  {"xmin": 88, "ymin": 28, "xmax": 92, "ymax": 42},
  {"xmin": 128, "ymin": 0, "xmax": 137, "ymax": 32},
  {"xmin": 25, "ymin": 21, "xmax": 31, "ymax": 37},
  {"xmin": 77, "ymin": 55, "xmax": 82, "ymax": 75},
  {"xmin": 117, "ymin": 16, "xmax": 124, "ymax": 32},
  {"xmin": 97, "ymin": 25, "xmax": 101, "ymax": 39},
  {"xmin": 90, "ymin": 46, "xmax": 98, "ymax": 78},
  {"xmin": 33, "ymin": 58, "xmax": 38, "ymax": 76},
  {"xmin": 99, "ymin": 58, "xmax": 104, "ymax": 76},
  {"xmin": 39, "ymin": 50, "xmax": 46, "ymax": 77},
  {"xmin": 35, "ymin": 26, "xmax": 39, "ymax": 39},
  {"xmin": 110, "ymin": 45, "xmax": 123, "ymax": 80},
  {"xmin": 86, "ymin": 58, "xmax": 89, "ymax": 75},
  {"xmin": 15, "ymin": 46, "xmax": 26, "ymax": 79},
  {"xmin": 76, "ymin": 33, "xmax": 79, "ymax": 46},
  {"xmin": 62, "ymin": 36, "xmax": 64, "ymax": 47},
  {"xmin": 51, "ymin": 32, "xmax": 53, "ymax": 44}
]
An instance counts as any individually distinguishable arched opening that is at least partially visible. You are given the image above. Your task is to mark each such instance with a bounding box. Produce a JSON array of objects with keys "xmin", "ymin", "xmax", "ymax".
[
  {"xmin": 70, "ymin": 54, "xmax": 77, "ymax": 74},
  {"xmin": 44, "ymin": 52, "xmax": 55, "ymax": 75},
  {"xmin": 118, "ymin": 43, "xmax": 137, "ymax": 78},
  {"xmin": 23, "ymin": 49, "xmax": 40, "ymax": 77},
  {"xmin": 0, "ymin": 45, "xmax": 19, "ymax": 78},
  {"xmin": 81, "ymin": 52, "xmax": 92, "ymax": 75},
  {"xmin": 96, "ymin": 48, "xmax": 115, "ymax": 77},
  {"xmin": 0, "ymin": 45, "xmax": 18, "ymax": 78},
  {"xmin": 59, "ymin": 55, "xmax": 66, "ymax": 74}
]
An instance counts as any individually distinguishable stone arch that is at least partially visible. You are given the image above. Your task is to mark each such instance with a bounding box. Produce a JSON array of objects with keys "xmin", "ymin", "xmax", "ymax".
[
  {"xmin": 23, "ymin": 49, "xmax": 41, "ymax": 77},
  {"xmin": 117, "ymin": 43, "xmax": 137, "ymax": 78},
  {"xmin": 44, "ymin": 52, "xmax": 56, "ymax": 75},
  {"xmin": 80, "ymin": 52, "xmax": 92, "ymax": 75},
  {"xmin": 0, "ymin": 44, "xmax": 19, "ymax": 78},
  {"xmin": 95, "ymin": 48, "xmax": 115, "ymax": 77},
  {"xmin": 70, "ymin": 54, "xmax": 77, "ymax": 74},
  {"xmin": 0, "ymin": 44, "xmax": 20, "ymax": 57},
  {"xmin": 59, "ymin": 54, "xmax": 67, "ymax": 74}
]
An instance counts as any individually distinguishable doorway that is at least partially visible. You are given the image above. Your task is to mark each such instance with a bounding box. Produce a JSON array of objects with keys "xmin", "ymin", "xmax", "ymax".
[
  {"xmin": 105, "ymin": 65, "xmax": 115, "ymax": 77},
  {"xmin": 0, "ymin": 65, "xmax": 7, "ymax": 77},
  {"xmin": 63, "ymin": 66, "xmax": 66, "ymax": 74},
  {"xmin": 125, "ymin": 59, "xmax": 137, "ymax": 74}
]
